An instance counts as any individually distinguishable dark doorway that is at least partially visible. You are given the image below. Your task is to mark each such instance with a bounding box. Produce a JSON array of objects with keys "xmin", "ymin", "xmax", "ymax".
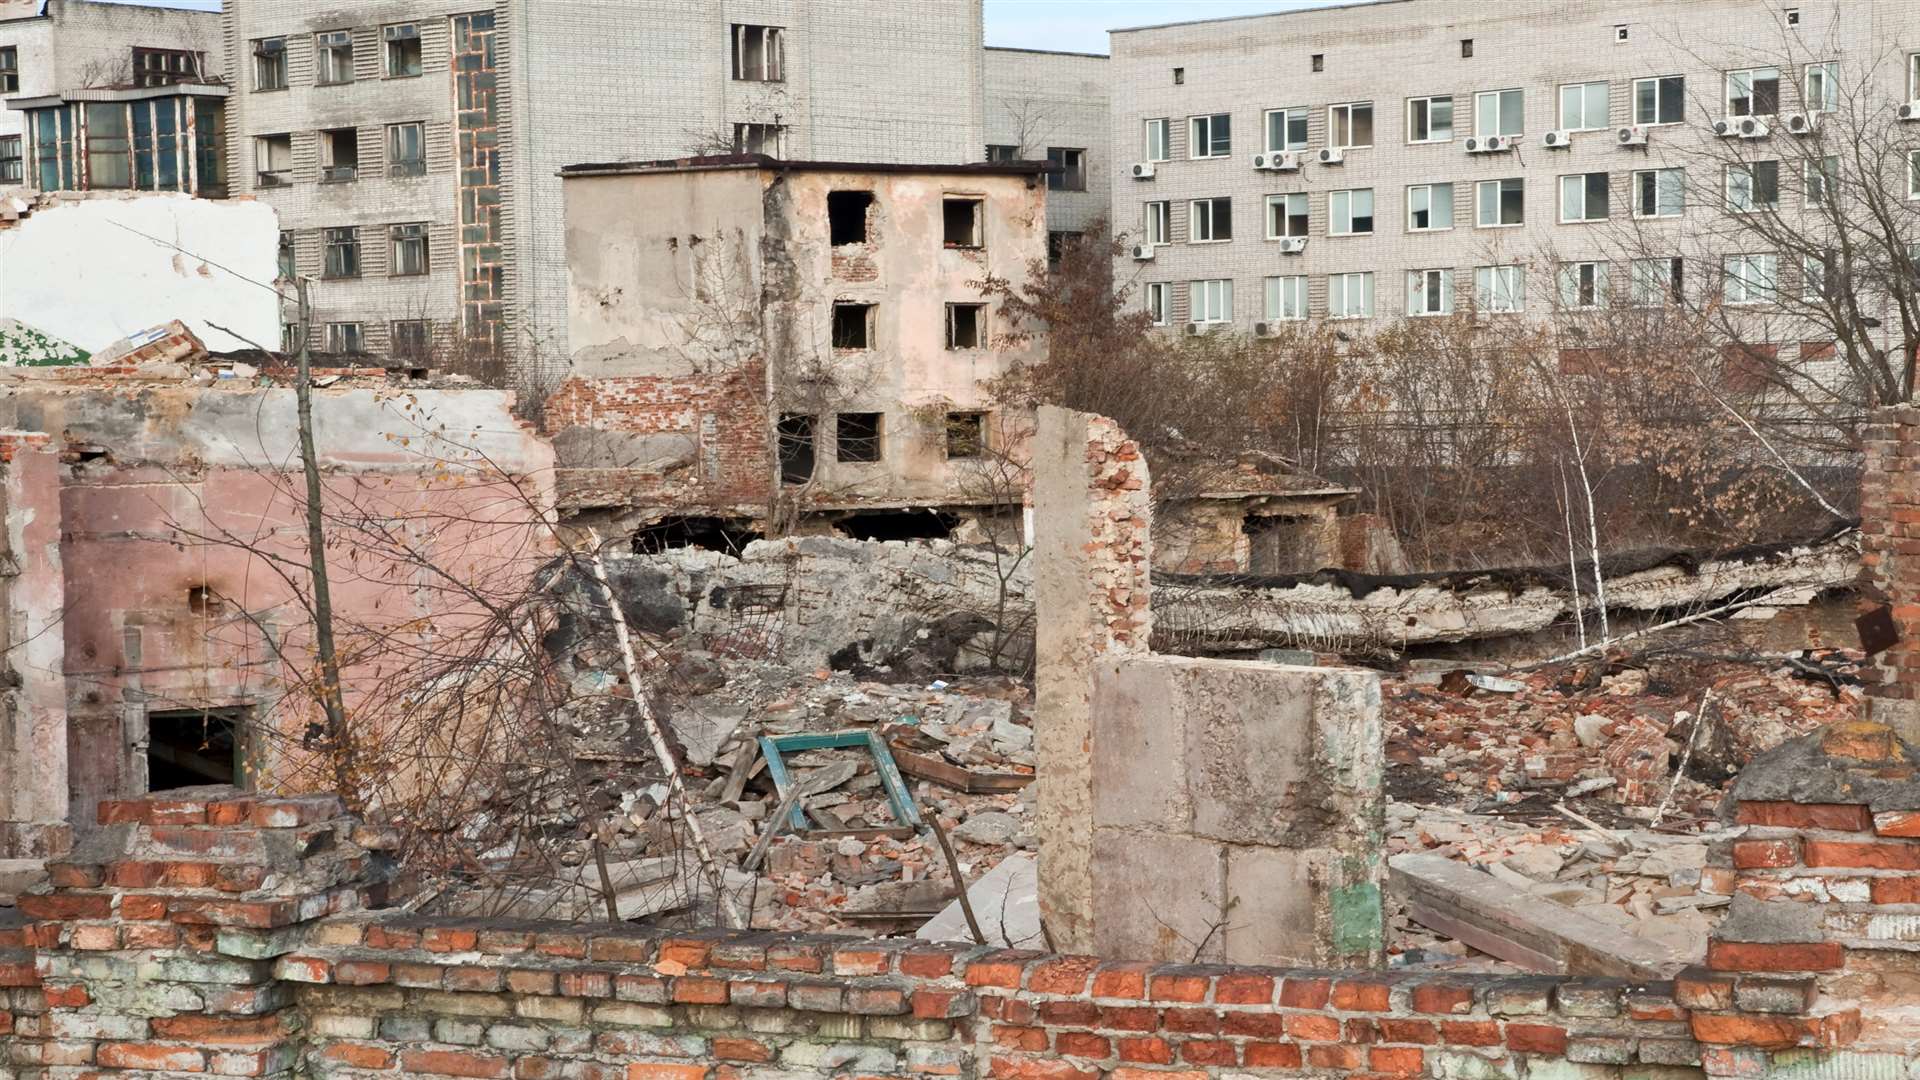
[
  {"xmin": 827, "ymin": 190, "xmax": 874, "ymax": 245},
  {"xmin": 147, "ymin": 707, "xmax": 246, "ymax": 791},
  {"xmin": 778, "ymin": 414, "xmax": 816, "ymax": 484}
]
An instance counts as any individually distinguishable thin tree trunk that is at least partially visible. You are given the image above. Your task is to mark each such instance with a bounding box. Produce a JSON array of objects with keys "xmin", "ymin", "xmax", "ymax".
[{"xmin": 295, "ymin": 278, "xmax": 352, "ymax": 796}]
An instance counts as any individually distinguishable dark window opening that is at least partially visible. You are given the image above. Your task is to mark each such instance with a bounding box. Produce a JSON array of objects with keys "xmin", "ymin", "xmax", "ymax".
[
  {"xmin": 833, "ymin": 510, "xmax": 958, "ymax": 542},
  {"xmin": 1172, "ymin": 67, "xmax": 1184, "ymax": 85},
  {"xmin": 133, "ymin": 47, "xmax": 201, "ymax": 87},
  {"xmin": 0, "ymin": 135, "xmax": 21, "ymax": 185},
  {"xmin": 320, "ymin": 128, "xmax": 359, "ymax": 182},
  {"xmin": 391, "ymin": 320, "xmax": 430, "ymax": 359},
  {"xmin": 633, "ymin": 515, "xmax": 762, "ymax": 555},
  {"xmin": 252, "ymin": 37, "xmax": 287, "ymax": 91},
  {"xmin": 1460, "ymin": 38, "xmax": 1474, "ymax": 58},
  {"xmin": 0, "ymin": 46, "xmax": 17, "ymax": 95},
  {"xmin": 147, "ymin": 707, "xmax": 246, "ymax": 792},
  {"xmin": 828, "ymin": 190, "xmax": 873, "ymax": 246},
  {"xmin": 778, "ymin": 414, "xmax": 816, "ymax": 484},
  {"xmin": 946, "ymin": 411, "xmax": 986, "ymax": 459},
  {"xmin": 943, "ymin": 197, "xmax": 983, "ymax": 247},
  {"xmin": 1311, "ymin": 53, "xmax": 1324, "ymax": 72},
  {"xmin": 985, "ymin": 143, "xmax": 1019, "ymax": 163},
  {"xmin": 832, "ymin": 303, "xmax": 873, "ymax": 349},
  {"xmin": 946, "ymin": 303, "xmax": 985, "ymax": 349},
  {"xmin": 385, "ymin": 23, "xmax": 423, "ymax": 78},
  {"xmin": 1245, "ymin": 514, "xmax": 1323, "ymax": 575},
  {"xmin": 276, "ymin": 231, "xmax": 295, "ymax": 279},
  {"xmin": 1046, "ymin": 147, "xmax": 1086, "ymax": 191},
  {"xmin": 837, "ymin": 412, "xmax": 882, "ymax": 462},
  {"xmin": 731, "ymin": 23, "xmax": 785, "ymax": 81},
  {"xmin": 256, "ymin": 133, "xmax": 292, "ymax": 187},
  {"xmin": 1047, "ymin": 230, "xmax": 1081, "ymax": 269},
  {"xmin": 388, "ymin": 121, "xmax": 426, "ymax": 178},
  {"xmin": 186, "ymin": 585, "xmax": 221, "ymax": 614}
]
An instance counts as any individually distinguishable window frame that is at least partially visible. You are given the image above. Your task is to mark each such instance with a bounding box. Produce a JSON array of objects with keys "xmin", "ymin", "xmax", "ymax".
[
  {"xmin": 945, "ymin": 303, "xmax": 988, "ymax": 350},
  {"xmin": 391, "ymin": 319, "xmax": 430, "ymax": 361},
  {"xmin": 1909, "ymin": 151, "xmax": 1920, "ymax": 201},
  {"xmin": 1725, "ymin": 65, "xmax": 1781, "ymax": 117},
  {"xmin": 1265, "ymin": 274, "xmax": 1308, "ymax": 321},
  {"xmin": 1633, "ymin": 75, "xmax": 1686, "ymax": 126},
  {"xmin": 1629, "ymin": 256, "xmax": 1684, "ymax": 306},
  {"xmin": 1327, "ymin": 271, "xmax": 1375, "ymax": 320},
  {"xmin": 1144, "ymin": 117, "xmax": 1170, "ymax": 162},
  {"xmin": 387, "ymin": 122, "xmax": 426, "ymax": 178},
  {"xmin": 1474, "ymin": 264, "xmax": 1526, "ymax": 314},
  {"xmin": 1264, "ymin": 107, "xmax": 1309, "ymax": 153},
  {"xmin": 253, "ymin": 133, "xmax": 293, "ymax": 187},
  {"xmin": 1328, "ymin": 187, "xmax": 1375, "ymax": 236},
  {"xmin": 1145, "ymin": 281, "xmax": 1170, "ymax": 326},
  {"xmin": 324, "ymin": 322, "xmax": 364, "ymax": 355},
  {"xmin": 321, "ymin": 226, "xmax": 360, "ymax": 279},
  {"xmin": 1407, "ymin": 182, "xmax": 1454, "ymax": 232},
  {"xmin": 1558, "ymin": 171, "xmax": 1610, "ymax": 223},
  {"xmin": 1188, "ymin": 197, "xmax": 1233, "ymax": 243},
  {"xmin": 1804, "ymin": 61, "xmax": 1838, "ymax": 113},
  {"xmin": 1473, "ymin": 87, "xmax": 1525, "ymax": 138},
  {"xmin": 389, "ymin": 222, "xmax": 429, "ymax": 277},
  {"xmin": 1407, "ymin": 267, "xmax": 1453, "ymax": 317},
  {"xmin": 1558, "ymin": 81, "xmax": 1610, "ymax": 131},
  {"xmin": 1475, "ymin": 177, "xmax": 1525, "ymax": 228},
  {"xmin": 0, "ymin": 46, "xmax": 16, "ymax": 96},
  {"xmin": 314, "ymin": 29, "xmax": 354, "ymax": 87},
  {"xmin": 1328, "ymin": 101, "xmax": 1374, "ymax": 149},
  {"xmin": 1406, "ymin": 94, "xmax": 1454, "ymax": 144},
  {"xmin": 384, "ymin": 23, "xmax": 423, "ymax": 79},
  {"xmin": 1189, "ymin": 113, "xmax": 1231, "ymax": 159},
  {"xmin": 1807, "ymin": 155, "xmax": 1839, "ymax": 206},
  {"xmin": 1046, "ymin": 147, "xmax": 1087, "ymax": 192},
  {"xmin": 1144, "ymin": 200, "xmax": 1170, "ymax": 246},
  {"xmin": 731, "ymin": 23, "xmax": 786, "ymax": 82},
  {"xmin": 1190, "ymin": 278, "xmax": 1235, "ymax": 324},
  {"xmin": 251, "ymin": 37, "xmax": 287, "ymax": 92},
  {"xmin": 1558, "ymin": 261, "xmax": 1608, "ymax": 309},
  {"xmin": 1723, "ymin": 253, "xmax": 1779, "ymax": 305},
  {"xmin": 1265, "ymin": 192, "xmax": 1308, "ymax": 239},
  {"xmin": 1726, "ymin": 160, "xmax": 1780, "ymax": 212},
  {"xmin": 835, "ymin": 413, "xmax": 884, "ymax": 464},
  {"xmin": 1801, "ymin": 251, "xmax": 1834, "ymax": 302},
  {"xmin": 1910, "ymin": 53, "xmax": 1920, "ymax": 103},
  {"xmin": 0, "ymin": 134, "xmax": 21, "ymax": 184},
  {"xmin": 1632, "ymin": 167, "xmax": 1685, "ymax": 218}
]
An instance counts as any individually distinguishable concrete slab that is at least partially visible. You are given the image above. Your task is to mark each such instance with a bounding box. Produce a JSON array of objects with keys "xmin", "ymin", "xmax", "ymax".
[
  {"xmin": 1090, "ymin": 657, "xmax": 1190, "ymax": 832},
  {"xmin": 1089, "ymin": 827, "xmax": 1226, "ymax": 963},
  {"xmin": 916, "ymin": 852, "xmax": 1042, "ymax": 950}
]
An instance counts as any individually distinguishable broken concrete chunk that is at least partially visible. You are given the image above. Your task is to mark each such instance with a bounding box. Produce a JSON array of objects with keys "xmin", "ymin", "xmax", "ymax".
[
  {"xmin": 1573, "ymin": 714, "xmax": 1612, "ymax": 748},
  {"xmin": 671, "ymin": 700, "xmax": 748, "ymax": 767},
  {"xmin": 951, "ymin": 811, "xmax": 1019, "ymax": 846}
]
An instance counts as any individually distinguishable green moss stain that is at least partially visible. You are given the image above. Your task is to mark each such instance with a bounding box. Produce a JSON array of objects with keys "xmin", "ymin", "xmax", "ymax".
[{"xmin": 1331, "ymin": 879, "xmax": 1383, "ymax": 956}]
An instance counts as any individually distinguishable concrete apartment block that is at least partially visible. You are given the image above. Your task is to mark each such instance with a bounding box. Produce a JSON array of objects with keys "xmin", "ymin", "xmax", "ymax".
[
  {"xmin": 985, "ymin": 46, "xmax": 1110, "ymax": 236},
  {"xmin": 0, "ymin": 0, "xmax": 219, "ymax": 189},
  {"xmin": 217, "ymin": 0, "xmax": 988, "ymax": 372},
  {"xmin": 1108, "ymin": 0, "xmax": 1920, "ymax": 331}
]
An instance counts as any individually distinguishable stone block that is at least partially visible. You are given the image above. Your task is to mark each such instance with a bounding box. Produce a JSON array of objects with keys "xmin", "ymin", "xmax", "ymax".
[{"xmin": 1088, "ymin": 827, "xmax": 1225, "ymax": 964}]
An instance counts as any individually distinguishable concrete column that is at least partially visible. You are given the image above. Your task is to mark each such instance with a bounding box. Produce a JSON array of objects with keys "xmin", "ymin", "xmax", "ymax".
[
  {"xmin": 1032, "ymin": 406, "xmax": 1153, "ymax": 952},
  {"xmin": 0, "ymin": 434, "xmax": 66, "ymax": 862}
]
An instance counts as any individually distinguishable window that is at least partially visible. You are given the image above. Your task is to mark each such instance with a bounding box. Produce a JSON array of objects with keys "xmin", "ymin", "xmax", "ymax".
[
  {"xmin": 1559, "ymin": 81, "xmax": 1609, "ymax": 130},
  {"xmin": 1808, "ymin": 155, "xmax": 1839, "ymax": 205},
  {"xmin": 1406, "ymin": 183, "xmax": 1453, "ymax": 231},
  {"xmin": 837, "ymin": 414, "xmax": 882, "ymax": 463},
  {"xmin": 1328, "ymin": 272, "xmax": 1374, "ymax": 318},
  {"xmin": 1310, "ymin": 54, "xmax": 1323, "ymax": 73},
  {"xmin": 1266, "ymin": 275, "xmax": 1308, "ymax": 321},
  {"xmin": 1190, "ymin": 114, "xmax": 1231, "ymax": 158},
  {"xmin": 325, "ymin": 322, "xmax": 364, "ymax": 354},
  {"xmin": 1146, "ymin": 282, "xmax": 1169, "ymax": 326},
  {"xmin": 1474, "ymin": 88, "xmax": 1524, "ymax": 137},
  {"xmin": 1461, "ymin": 38, "xmax": 1474, "ymax": 58},
  {"xmin": 132, "ymin": 48, "xmax": 199, "ymax": 87},
  {"xmin": 1329, "ymin": 188, "xmax": 1374, "ymax": 235},
  {"xmin": 831, "ymin": 303, "xmax": 874, "ymax": 349},
  {"xmin": 254, "ymin": 134, "xmax": 293, "ymax": 187},
  {"xmin": 1144, "ymin": 200, "xmax": 1170, "ymax": 246},
  {"xmin": 1476, "ymin": 178, "xmax": 1524, "ymax": 226},
  {"xmin": 1911, "ymin": 53, "xmax": 1920, "ymax": 102},
  {"xmin": 392, "ymin": 320, "xmax": 430, "ymax": 361},
  {"xmin": 985, "ymin": 144, "xmax": 1019, "ymax": 163},
  {"xmin": 1724, "ymin": 253, "xmax": 1778, "ymax": 304},
  {"xmin": 1559, "ymin": 172, "xmax": 1610, "ymax": 222},
  {"xmin": 732, "ymin": 24, "xmax": 785, "ymax": 81},
  {"xmin": 1727, "ymin": 161, "xmax": 1779, "ymax": 211},
  {"xmin": 319, "ymin": 128, "xmax": 359, "ymax": 182},
  {"xmin": 1630, "ymin": 257, "xmax": 1683, "ymax": 305},
  {"xmin": 1329, "ymin": 101, "xmax": 1373, "ymax": 148},
  {"xmin": 322, "ymin": 227, "xmax": 360, "ymax": 279},
  {"xmin": 826, "ymin": 190, "xmax": 874, "ymax": 245},
  {"xmin": 1616, "ymin": 25, "xmax": 1630, "ymax": 42},
  {"xmin": 1189, "ymin": 197, "xmax": 1232, "ymax": 242},
  {"xmin": 1144, "ymin": 118, "xmax": 1170, "ymax": 161},
  {"xmin": 385, "ymin": 23, "xmax": 423, "ymax": 78},
  {"xmin": 84, "ymin": 102, "xmax": 130, "ymax": 189},
  {"xmin": 1173, "ymin": 66, "xmax": 1185, "ymax": 84},
  {"xmin": 1265, "ymin": 193, "xmax": 1308, "ymax": 238},
  {"xmin": 251, "ymin": 37, "xmax": 286, "ymax": 91},
  {"xmin": 315, "ymin": 30, "xmax": 354, "ymax": 86},
  {"xmin": 945, "ymin": 413, "xmax": 986, "ymax": 459},
  {"xmin": 0, "ymin": 135, "xmax": 21, "ymax": 184},
  {"xmin": 734, "ymin": 123, "xmax": 786, "ymax": 156},
  {"xmin": 1265, "ymin": 107, "xmax": 1309, "ymax": 152},
  {"xmin": 388, "ymin": 123, "xmax": 426, "ymax": 178},
  {"xmin": 1804, "ymin": 62, "xmax": 1838, "ymax": 112},
  {"xmin": 943, "ymin": 197, "xmax": 983, "ymax": 248},
  {"xmin": 1406, "ymin": 95, "xmax": 1453, "ymax": 143},
  {"xmin": 778, "ymin": 415, "xmax": 815, "ymax": 483},
  {"xmin": 0, "ymin": 47, "xmax": 15, "ymax": 94},
  {"xmin": 1558, "ymin": 262, "xmax": 1608, "ymax": 308},
  {"xmin": 1634, "ymin": 75, "xmax": 1685, "ymax": 125},
  {"xmin": 1474, "ymin": 265, "xmax": 1525, "ymax": 313},
  {"xmin": 1408, "ymin": 268, "xmax": 1452, "ymax": 316},
  {"xmin": 1802, "ymin": 251, "xmax": 1835, "ymax": 302},
  {"xmin": 1048, "ymin": 230, "xmax": 1079, "ymax": 268},
  {"xmin": 1633, "ymin": 167, "xmax": 1684, "ymax": 217},
  {"xmin": 1191, "ymin": 278, "xmax": 1234, "ymax": 323},
  {"xmin": 1726, "ymin": 66, "xmax": 1780, "ymax": 116},
  {"xmin": 1910, "ymin": 151, "xmax": 1920, "ymax": 200},
  {"xmin": 276, "ymin": 231, "xmax": 295, "ymax": 279},
  {"xmin": 946, "ymin": 303, "xmax": 986, "ymax": 349},
  {"xmin": 390, "ymin": 222, "xmax": 429, "ymax": 276},
  {"xmin": 1047, "ymin": 147, "xmax": 1086, "ymax": 191}
]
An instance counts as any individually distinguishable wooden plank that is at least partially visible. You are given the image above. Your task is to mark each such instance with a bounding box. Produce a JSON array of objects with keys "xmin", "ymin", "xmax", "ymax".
[{"xmin": 889, "ymin": 742, "xmax": 1035, "ymax": 794}]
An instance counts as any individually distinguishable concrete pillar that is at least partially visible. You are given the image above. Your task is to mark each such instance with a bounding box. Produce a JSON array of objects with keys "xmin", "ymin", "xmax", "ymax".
[
  {"xmin": 0, "ymin": 434, "xmax": 66, "ymax": 863},
  {"xmin": 1032, "ymin": 406, "xmax": 1153, "ymax": 952}
]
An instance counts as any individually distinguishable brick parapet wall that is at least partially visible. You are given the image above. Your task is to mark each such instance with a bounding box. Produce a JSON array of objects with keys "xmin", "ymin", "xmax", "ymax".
[{"xmin": 543, "ymin": 369, "xmax": 771, "ymax": 517}]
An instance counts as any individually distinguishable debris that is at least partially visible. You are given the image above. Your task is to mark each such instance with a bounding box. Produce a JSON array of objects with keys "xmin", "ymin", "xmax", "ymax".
[
  {"xmin": 951, "ymin": 811, "xmax": 1019, "ymax": 846},
  {"xmin": 918, "ymin": 851, "xmax": 1040, "ymax": 949}
]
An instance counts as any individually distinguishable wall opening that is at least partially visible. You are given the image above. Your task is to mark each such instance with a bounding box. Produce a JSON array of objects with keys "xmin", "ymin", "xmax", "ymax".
[
  {"xmin": 320, "ymin": 127, "xmax": 359, "ymax": 182},
  {"xmin": 942, "ymin": 197, "xmax": 983, "ymax": 248},
  {"xmin": 945, "ymin": 411, "xmax": 986, "ymax": 458},
  {"xmin": 831, "ymin": 303, "xmax": 874, "ymax": 349},
  {"xmin": 778, "ymin": 413, "xmax": 816, "ymax": 484},
  {"xmin": 146, "ymin": 707, "xmax": 247, "ymax": 792},
  {"xmin": 832, "ymin": 509, "xmax": 958, "ymax": 541},
  {"xmin": 827, "ymin": 190, "xmax": 874, "ymax": 246},
  {"xmin": 946, "ymin": 304, "xmax": 985, "ymax": 349},
  {"xmin": 836, "ymin": 412, "xmax": 883, "ymax": 463},
  {"xmin": 633, "ymin": 516, "xmax": 762, "ymax": 555},
  {"xmin": 1245, "ymin": 514, "xmax": 1322, "ymax": 575}
]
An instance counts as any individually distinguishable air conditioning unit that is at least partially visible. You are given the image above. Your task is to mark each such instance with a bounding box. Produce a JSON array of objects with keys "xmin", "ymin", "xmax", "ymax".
[
  {"xmin": 1130, "ymin": 243, "xmax": 1155, "ymax": 261},
  {"xmin": 1254, "ymin": 322, "xmax": 1275, "ymax": 337},
  {"xmin": 1737, "ymin": 116, "xmax": 1771, "ymax": 138},
  {"xmin": 1465, "ymin": 134, "xmax": 1513, "ymax": 153},
  {"xmin": 1131, "ymin": 161, "xmax": 1156, "ymax": 179},
  {"xmin": 1252, "ymin": 152, "xmax": 1275, "ymax": 170},
  {"xmin": 1541, "ymin": 129, "xmax": 1573, "ymax": 149},
  {"xmin": 1258, "ymin": 151, "xmax": 1302, "ymax": 172},
  {"xmin": 1184, "ymin": 322, "xmax": 1203, "ymax": 335},
  {"xmin": 1901, "ymin": 102, "xmax": 1920, "ymax": 121},
  {"xmin": 1617, "ymin": 125, "xmax": 1650, "ymax": 147},
  {"xmin": 1783, "ymin": 111, "xmax": 1817, "ymax": 135},
  {"xmin": 1277, "ymin": 236, "xmax": 1308, "ymax": 254},
  {"xmin": 1317, "ymin": 147, "xmax": 1344, "ymax": 165}
]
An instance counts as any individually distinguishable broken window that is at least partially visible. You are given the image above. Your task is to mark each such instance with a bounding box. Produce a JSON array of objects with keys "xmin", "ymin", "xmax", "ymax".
[
  {"xmin": 387, "ymin": 122, "xmax": 426, "ymax": 178},
  {"xmin": 836, "ymin": 412, "xmax": 882, "ymax": 463},
  {"xmin": 315, "ymin": 30, "xmax": 354, "ymax": 86},
  {"xmin": 322, "ymin": 226, "xmax": 360, "ymax": 279},
  {"xmin": 255, "ymin": 134, "xmax": 292, "ymax": 186},
  {"xmin": 132, "ymin": 47, "xmax": 200, "ymax": 87},
  {"xmin": 985, "ymin": 144, "xmax": 1019, "ymax": 163},
  {"xmin": 827, "ymin": 190, "xmax": 873, "ymax": 245},
  {"xmin": 831, "ymin": 303, "xmax": 873, "ymax": 349},
  {"xmin": 384, "ymin": 23, "xmax": 423, "ymax": 78},
  {"xmin": 391, "ymin": 319, "xmax": 430, "ymax": 360},
  {"xmin": 731, "ymin": 24, "xmax": 785, "ymax": 82},
  {"xmin": 1048, "ymin": 230, "xmax": 1080, "ymax": 269},
  {"xmin": 320, "ymin": 128, "xmax": 359, "ymax": 182},
  {"xmin": 943, "ymin": 197, "xmax": 983, "ymax": 247},
  {"xmin": 1246, "ymin": 515, "xmax": 1322, "ymax": 575},
  {"xmin": 0, "ymin": 136, "xmax": 20, "ymax": 185},
  {"xmin": 276, "ymin": 231, "xmax": 295, "ymax": 280},
  {"xmin": 252, "ymin": 37, "xmax": 286, "ymax": 91},
  {"xmin": 946, "ymin": 303, "xmax": 985, "ymax": 349},
  {"xmin": 945, "ymin": 412, "xmax": 986, "ymax": 459},
  {"xmin": 0, "ymin": 47, "xmax": 16, "ymax": 94},
  {"xmin": 146, "ymin": 707, "xmax": 246, "ymax": 791},
  {"xmin": 777, "ymin": 414, "xmax": 815, "ymax": 484},
  {"xmin": 325, "ymin": 321, "xmax": 364, "ymax": 353},
  {"xmin": 1046, "ymin": 147, "xmax": 1085, "ymax": 191},
  {"xmin": 389, "ymin": 222, "xmax": 429, "ymax": 276},
  {"xmin": 733, "ymin": 122, "xmax": 785, "ymax": 156}
]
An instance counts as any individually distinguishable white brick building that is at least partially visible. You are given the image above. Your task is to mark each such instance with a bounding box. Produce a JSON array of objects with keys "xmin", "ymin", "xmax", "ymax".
[
  {"xmin": 1109, "ymin": 0, "xmax": 1920, "ymax": 333},
  {"xmin": 984, "ymin": 46, "xmax": 1109, "ymax": 239}
]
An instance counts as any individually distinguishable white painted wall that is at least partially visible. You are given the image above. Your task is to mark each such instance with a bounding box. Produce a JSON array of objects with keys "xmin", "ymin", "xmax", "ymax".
[{"xmin": 0, "ymin": 193, "xmax": 282, "ymax": 354}]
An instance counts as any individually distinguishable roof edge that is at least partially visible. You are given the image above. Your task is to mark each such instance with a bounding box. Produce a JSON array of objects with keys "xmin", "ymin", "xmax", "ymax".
[
  {"xmin": 1111, "ymin": 0, "xmax": 1414, "ymax": 36},
  {"xmin": 559, "ymin": 153, "xmax": 1056, "ymax": 180}
]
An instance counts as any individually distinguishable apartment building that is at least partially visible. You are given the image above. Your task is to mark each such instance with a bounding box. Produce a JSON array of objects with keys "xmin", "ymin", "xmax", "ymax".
[
  {"xmin": 0, "ymin": 0, "xmax": 219, "ymax": 192},
  {"xmin": 985, "ymin": 46, "xmax": 1110, "ymax": 242},
  {"xmin": 1110, "ymin": 0, "xmax": 1920, "ymax": 334},
  {"xmin": 215, "ymin": 1, "xmax": 988, "ymax": 371}
]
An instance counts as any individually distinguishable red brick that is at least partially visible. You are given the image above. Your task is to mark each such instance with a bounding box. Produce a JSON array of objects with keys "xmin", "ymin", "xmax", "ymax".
[
  {"xmin": 1285, "ymin": 1014, "xmax": 1342, "ymax": 1041},
  {"xmin": 900, "ymin": 950, "xmax": 955, "ymax": 978},
  {"xmin": 16, "ymin": 894, "xmax": 110, "ymax": 920},
  {"xmin": 97, "ymin": 1044, "xmax": 207, "ymax": 1071},
  {"xmin": 672, "ymin": 977, "xmax": 728, "ymax": 1005},
  {"xmin": 1735, "ymin": 802, "xmax": 1873, "ymax": 831},
  {"xmin": 1872, "ymin": 877, "xmax": 1920, "ymax": 903},
  {"xmin": 507, "ymin": 970, "xmax": 556, "ymax": 995},
  {"xmin": 1675, "ymin": 970, "xmax": 1736, "ymax": 1010},
  {"xmin": 145, "ymin": 799, "xmax": 210, "ymax": 825},
  {"xmin": 446, "ymin": 967, "xmax": 505, "ymax": 992},
  {"xmin": 1028, "ymin": 956, "xmax": 1098, "ymax": 995},
  {"xmin": 43, "ymin": 985, "xmax": 88, "ymax": 1008},
  {"xmin": 1379, "ymin": 1019, "xmax": 1441, "ymax": 1044},
  {"xmin": 1213, "ymin": 972, "xmax": 1275, "ymax": 1005},
  {"xmin": 1091, "ymin": 964, "xmax": 1149, "ymax": 999},
  {"xmin": 1803, "ymin": 840, "xmax": 1920, "ymax": 870},
  {"xmin": 966, "ymin": 960, "xmax": 1027, "ymax": 989},
  {"xmin": 986, "ymin": 1058, "xmax": 1098, "ymax": 1080},
  {"xmin": 401, "ymin": 1050, "xmax": 508, "ymax": 1078},
  {"xmin": 1733, "ymin": 840, "xmax": 1801, "ymax": 869},
  {"xmin": 1117, "ymin": 1036, "xmax": 1174, "ymax": 1064},
  {"xmin": 711, "ymin": 1038, "xmax": 773, "ymax": 1063},
  {"xmin": 206, "ymin": 798, "xmax": 259, "ymax": 826},
  {"xmin": 912, "ymin": 990, "xmax": 970, "ymax": 1020},
  {"xmin": 766, "ymin": 944, "xmax": 824, "ymax": 973},
  {"xmin": 626, "ymin": 1066, "xmax": 708, "ymax": 1080},
  {"xmin": 333, "ymin": 961, "xmax": 391, "ymax": 986},
  {"xmin": 324, "ymin": 1045, "xmax": 395, "ymax": 1068},
  {"xmin": 421, "ymin": 927, "xmax": 480, "ymax": 952},
  {"xmin": 592, "ymin": 937, "xmax": 658, "ymax": 964},
  {"xmin": 1279, "ymin": 976, "xmax": 1331, "ymax": 1009},
  {"xmin": 70, "ymin": 925, "xmax": 117, "ymax": 950},
  {"xmin": 1180, "ymin": 1040, "xmax": 1238, "ymax": 1066},
  {"xmin": 121, "ymin": 895, "xmax": 166, "ymax": 921},
  {"xmin": 994, "ymin": 1025, "xmax": 1049, "ymax": 1051},
  {"xmin": 1691, "ymin": 1013, "xmax": 1834, "ymax": 1049},
  {"xmin": 1873, "ymin": 810, "xmax": 1920, "ymax": 837},
  {"xmin": 1036, "ymin": 1000, "xmax": 1102, "ymax": 1027},
  {"xmin": 1506, "ymin": 1024, "xmax": 1569, "ymax": 1054},
  {"xmin": 1054, "ymin": 1032, "xmax": 1111, "ymax": 1058},
  {"xmin": 1371, "ymin": 1047, "xmax": 1424, "ymax": 1075},
  {"xmin": 1149, "ymin": 973, "xmax": 1210, "ymax": 1002},
  {"xmin": 1099, "ymin": 1005, "xmax": 1158, "ymax": 1031},
  {"xmin": 1411, "ymin": 983, "xmax": 1475, "ymax": 1014},
  {"xmin": 1331, "ymin": 979, "xmax": 1392, "ymax": 1012},
  {"xmin": 1307, "ymin": 1044, "xmax": 1365, "ymax": 1070},
  {"xmin": 1221, "ymin": 1012, "xmax": 1288, "ymax": 1038},
  {"xmin": 558, "ymin": 972, "xmax": 612, "ymax": 998},
  {"xmin": 150, "ymin": 1014, "xmax": 287, "ymax": 1045},
  {"xmin": 1243, "ymin": 1042, "xmax": 1304, "ymax": 1068},
  {"xmin": 1440, "ymin": 1021, "xmax": 1502, "ymax": 1046},
  {"xmin": 659, "ymin": 939, "xmax": 714, "ymax": 969},
  {"xmin": 1707, "ymin": 941, "xmax": 1845, "ymax": 973},
  {"xmin": 366, "ymin": 925, "xmax": 422, "ymax": 950}
]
